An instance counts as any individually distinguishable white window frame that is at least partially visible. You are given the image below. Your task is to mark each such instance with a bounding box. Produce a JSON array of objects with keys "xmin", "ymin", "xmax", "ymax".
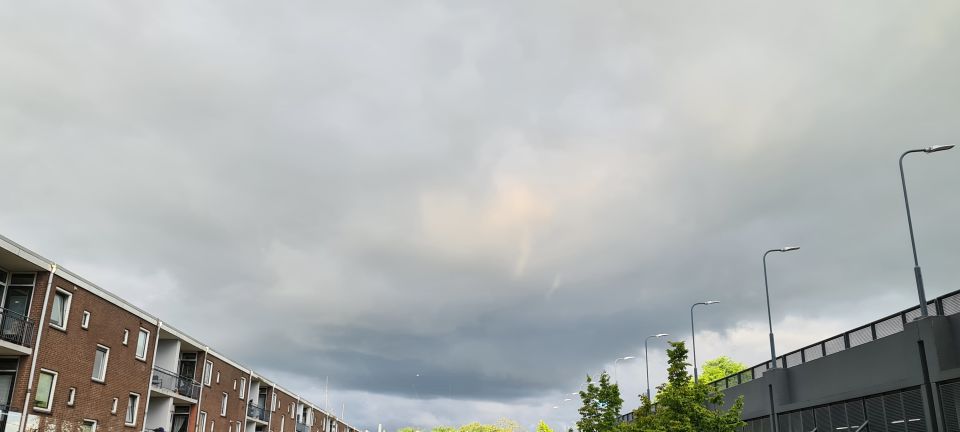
[
  {"xmin": 111, "ymin": 398, "xmax": 118, "ymax": 414},
  {"xmin": 81, "ymin": 311, "xmax": 91, "ymax": 329},
  {"xmin": 136, "ymin": 328, "xmax": 150, "ymax": 361},
  {"xmin": 49, "ymin": 288, "xmax": 72, "ymax": 330},
  {"xmin": 125, "ymin": 393, "xmax": 140, "ymax": 426},
  {"xmin": 33, "ymin": 369, "xmax": 58, "ymax": 412},
  {"xmin": 67, "ymin": 387, "xmax": 76, "ymax": 406},
  {"xmin": 82, "ymin": 419, "xmax": 98, "ymax": 432},
  {"xmin": 220, "ymin": 392, "xmax": 228, "ymax": 416},
  {"xmin": 203, "ymin": 360, "xmax": 213, "ymax": 386},
  {"xmin": 216, "ymin": 371, "xmax": 220, "ymax": 384},
  {"xmin": 92, "ymin": 345, "xmax": 110, "ymax": 383},
  {"xmin": 233, "ymin": 379, "xmax": 237, "ymax": 390},
  {"xmin": 122, "ymin": 329, "xmax": 129, "ymax": 345},
  {"xmin": 280, "ymin": 416, "xmax": 285, "ymax": 432},
  {"xmin": 199, "ymin": 412, "xmax": 208, "ymax": 432},
  {"xmin": 239, "ymin": 378, "xmax": 246, "ymax": 399},
  {"xmin": 271, "ymin": 393, "xmax": 277, "ymax": 411}
]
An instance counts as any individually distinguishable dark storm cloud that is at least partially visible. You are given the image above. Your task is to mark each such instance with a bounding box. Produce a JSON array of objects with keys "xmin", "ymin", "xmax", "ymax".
[{"xmin": 2, "ymin": 0, "xmax": 960, "ymax": 430}]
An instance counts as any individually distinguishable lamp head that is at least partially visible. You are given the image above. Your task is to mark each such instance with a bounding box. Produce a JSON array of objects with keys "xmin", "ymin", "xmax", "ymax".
[
  {"xmin": 705, "ymin": 300, "xmax": 720, "ymax": 305},
  {"xmin": 655, "ymin": 333, "xmax": 669, "ymax": 338},
  {"xmin": 924, "ymin": 145, "xmax": 955, "ymax": 153},
  {"xmin": 623, "ymin": 356, "xmax": 636, "ymax": 360},
  {"xmin": 780, "ymin": 246, "xmax": 800, "ymax": 252}
]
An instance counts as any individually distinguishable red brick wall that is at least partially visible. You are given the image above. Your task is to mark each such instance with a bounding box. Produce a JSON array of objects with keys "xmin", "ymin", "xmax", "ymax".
[
  {"xmin": 196, "ymin": 352, "xmax": 248, "ymax": 432},
  {"xmin": 270, "ymin": 388, "xmax": 298, "ymax": 432},
  {"xmin": 23, "ymin": 274, "xmax": 158, "ymax": 432}
]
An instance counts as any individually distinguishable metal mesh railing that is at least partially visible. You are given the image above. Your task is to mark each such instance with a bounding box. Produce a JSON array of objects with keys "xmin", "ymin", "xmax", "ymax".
[
  {"xmin": 151, "ymin": 367, "xmax": 201, "ymax": 400},
  {"xmin": 711, "ymin": 289, "xmax": 960, "ymax": 391}
]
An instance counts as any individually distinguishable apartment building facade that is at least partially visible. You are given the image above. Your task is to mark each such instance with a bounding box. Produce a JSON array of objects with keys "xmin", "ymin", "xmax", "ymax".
[{"xmin": 0, "ymin": 235, "xmax": 361, "ymax": 432}]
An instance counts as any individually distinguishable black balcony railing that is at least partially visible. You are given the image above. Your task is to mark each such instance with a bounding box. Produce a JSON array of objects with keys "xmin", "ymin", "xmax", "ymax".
[
  {"xmin": 0, "ymin": 308, "xmax": 35, "ymax": 348},
  {"xmin": 151, "ymin": 367, "xmax": 201, "ymax": 400},
  {"xmin": 0, "ymin": 404, "xmax": 24, "ymax": 432},
  {"xmin": 296, "ymin": 423, "xmax": 310, "ymax": 432},
  {"xmin": 710, "ymin": 288, "xmax": 960, "ymax": 391},
  {"xmin": 247, "ymin": 402, "xmax": 270, "ymax": 422}
]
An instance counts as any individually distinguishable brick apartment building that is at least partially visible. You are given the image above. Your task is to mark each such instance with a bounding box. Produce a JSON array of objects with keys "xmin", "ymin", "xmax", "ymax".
[{"xmin": 0, "ymin": 234, "xmax": 361, "ymax": 432}]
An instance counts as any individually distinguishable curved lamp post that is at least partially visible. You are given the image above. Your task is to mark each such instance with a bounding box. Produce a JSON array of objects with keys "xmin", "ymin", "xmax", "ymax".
[
  {"xmin": 899, "ymin": 145, "xmax": 954, "ymax": 317},
  {"xmin": 763, "ymin": 246, "xmax": 799, "ymax": 432},
  {"xmin": 690, "ymin": 301, "xmax": 719, "ymax": 384},
  {"xmin": 644, "ymin": 333, "xmax": 668, "ymax": 402}
]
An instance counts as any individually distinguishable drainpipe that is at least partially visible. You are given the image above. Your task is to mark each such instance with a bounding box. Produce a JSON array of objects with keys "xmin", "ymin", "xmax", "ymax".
[
  {"xmin": 19, "ymin": 264, "xmax": 56, "ymax": 432},
  {"xmin": 143, "ymin": 321, "xmax": 164, "ymax": 430}
]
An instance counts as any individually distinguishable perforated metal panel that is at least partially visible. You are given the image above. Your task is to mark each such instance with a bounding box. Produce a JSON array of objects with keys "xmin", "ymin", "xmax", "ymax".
[
  {"xmin": 940, "ymin": 381, "xmax": 960, "ymax": 432},
  {"xmin": 883, "ymin": 392, "xmax": 906, "ymax": 432},
  {"xmin": 875, "ymin": 315, "xmax": 904, "ymax": 339},
  {"xmin": 902, "ymin": 388, "xmax": 925, "ymax": 432},
  {"xmin": 824, "ymin": 336, "xmax": 846, "ymax": 355},
  {"xmin": 741, "ymin": 369, "xmax": 753, "ymax": 383},
  {"xmin": 801, "ymin": 409, "xmax": 815, "ymax": 432},
  {"xmin": 789, "ymin": 411, "xmax": 802, "ymax": 432},
  {"xmin": 865, "ymin": 395, "xmax": 887, "ymax": 432},
  {"xmin": 754, "ymin": 363, "xmax": 768, "ymax": 379},
  {"xmin": 849, "ymin": 326, "xmax": 873, "ymax": 347},
  {"xmin": 904, "ymin": 307, "xmax": 922, "ymax": 323},
  {"xmin": 943, "ymin": 293, "xmax": 960, "ymax": 315},
  {"xmin": 803, "ymin": 345, "xmax": 823, "ymax": 362},
  {"xmin": 846, "ymin": 399, "xmax": 866, "ymax": 430},
  {"xmin": 830, "ymin": 402, "xmax": 848, "ymax": 430},
  {"xmin": 815, "ymin": 406, "xmax": 831, "ymax": 432},
  {"xmin": 785, "ymin": 351, "xmax": 803, "ymax": 367}
]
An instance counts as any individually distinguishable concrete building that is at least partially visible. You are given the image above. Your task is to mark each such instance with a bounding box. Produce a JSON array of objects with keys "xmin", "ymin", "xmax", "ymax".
[
  {"xmin": 706, "ymin": 289, "xmax": 960, "ymax": 432},
  {"xmin": 0, "ymin": 234, "xmax": 361, "ymax": 432}
]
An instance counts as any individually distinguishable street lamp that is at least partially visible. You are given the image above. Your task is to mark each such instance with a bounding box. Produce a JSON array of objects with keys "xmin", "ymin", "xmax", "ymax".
[
  {"xmin": 899, "ymin": 145, "xmax": 954, "ymax": 317},
  {"xmin": 763, "ymin": 246, "xmax": 799, "ymax": 432},
  {"xmin": 644, "ymin": 333, "xmax": 669, "ymax": 402},
  {"xmin": 614, "ymin": 356, "xmax": 635, "ymax": 384},
  {"xmin": 690, "ymin": 301, "xmax": 719, "ymax": 384},
  {"xmin": 763, "ymin": 247, "xmax": 799, "ymax": 368}
]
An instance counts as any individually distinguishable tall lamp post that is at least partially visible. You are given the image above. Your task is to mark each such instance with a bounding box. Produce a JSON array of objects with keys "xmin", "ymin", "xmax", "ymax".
[
  {"xmin": 763, "ymin": 246, "xmax": 799, "ymax": 432},
  {"xmin": 899, "ymin": 145, "xmax": 954, "ymax": 317},
  {"xmin": 644, "ymin": 333, "xmax": 668, "ymax": 402},
  {"xmin": 690, "ymin": 301, "xmax": 719, "ymax": 384},
  {"xmin": 614, "ymin": 356, "xmax": 635, "ymax": 384}
]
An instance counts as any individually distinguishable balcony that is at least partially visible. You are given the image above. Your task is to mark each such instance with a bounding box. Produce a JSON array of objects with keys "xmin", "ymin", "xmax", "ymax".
[
  {"xmin": 0, "ymin": 404, "xmax": 23, "ymax": 432},
  {"xmin": 296, "ymin": 423, "xmax": 310, "ymax": 432},
  {"xmin": 247, "ymin": 402, "xmax": 270, "ymax": 423},
  {"xmin": 0, "ymin": 307, "xmax": 35, "ymax": 352},
  {"xmin": 151, "ymin": 367, "xmax": 201, "ymax": 401}
]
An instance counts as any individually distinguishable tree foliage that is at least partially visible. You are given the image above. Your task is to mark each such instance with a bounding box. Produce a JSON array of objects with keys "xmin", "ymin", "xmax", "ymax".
[
  {"xmin": 405, "ymin": 419, "xmax": 520, "ymax": 432},
  {"xmin": 536, "ymin": 420, "xmax": 554, "ymax": 432},
  {"xmin": 698, "ymin": 356, "xmax": 746, "ymax": 385},
  {"xmin": 618, "ymin": 342, "xmax": 745, "ymax": 432},
  {"xmin": 577, "ymin": 371, "xmax": 623, "ymax": 432}
]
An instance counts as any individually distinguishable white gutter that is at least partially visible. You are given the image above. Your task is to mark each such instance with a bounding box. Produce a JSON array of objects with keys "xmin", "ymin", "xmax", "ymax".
[
  {"xmin": 196, "ymin": 347, "xmax": 210, "ymax": 432},
  {"xmin": 20, "ymin": 264, "xmax": 56, "ymax": 432}
]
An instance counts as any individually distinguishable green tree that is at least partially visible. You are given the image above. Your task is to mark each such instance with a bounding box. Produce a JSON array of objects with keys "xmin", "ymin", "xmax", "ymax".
[
  {"xmin": 536, "ymin": 420, "xmax": 554, "ymax": 432},
  {"xmin": 433, "ymin": 427, "xmax": 457, "ymax": 432},
  {"xmin": 698, "ymin": 356, "xmax": 746, "ymax": 384},
  {"xmin": 577, "ymin": 371, "xmax": 623, "ymax": 432},
  {"xmin": 619, "ymin": 341, "xmax": 744, "ymax": 432}
]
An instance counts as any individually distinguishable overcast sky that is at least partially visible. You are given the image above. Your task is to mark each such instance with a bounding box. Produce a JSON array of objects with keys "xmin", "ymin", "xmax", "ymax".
[{"xmin": 2, "ymin": 1, "xmax": 960, "ymax": 431}]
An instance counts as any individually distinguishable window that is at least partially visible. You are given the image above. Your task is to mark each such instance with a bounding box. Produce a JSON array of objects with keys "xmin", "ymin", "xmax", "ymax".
[
  {"xmin": 136, "ymin": 328, "xmax": 150, "ymax": 360},
  {"xmin": 210, "ymin": 422, "xmax": 215, "ymax": 432},
  {"xmin": 203, "ymin": 361, "xmax": 213, "ymax": 386},
  {"xmin": 271, "ymin": 393, "xmax": 277, "ymax": 411},
  {"xmin": 81, "ymin": 311, "xmax": 91, "ymax": 329},
  {"xmin": 122, "ymin": 329, "xmax": 129, "ymax": 345},
  {"xmin": 233, "ymin": 379, "xmax": 237, "ymax": 390},
  {"xmin": 92, "ymin": 345, "xmax": 109, "ymax": 382},
  {"xmin": 67, "ymin": 387, "xmax": 76, "ymax": 406},
  {"xmin": 111, "ymin": 398, "xmax": 118, "ymax": 414},
  {"xmin": 81, "ymin": 420, "xmax": 97, "ymax": 432},
  {"xmin": 216, "ymin": 371, "xmax": 220, "ymax": 384},
  {"xmin": 50, "ymin": 289, "xmax": 71, "ymax": 329},
  {"xmin": 199, "ymin": 412, "xmax": 208, "ymax": 432},
  {"xmin": 34, "ymin": 369, "xmax": 58, "ymax": 412},
  {"xmin": 125, "ymin": 393, "xmax": 139, "ymax": 426},
  {"xmin": 221, "ymin": 392, "xmax": 228, "ymax": 416},
  {"xmin": 280, "ymin": 416, "xmax": 285, "ymax": 432},
  {"xmin": 239, "ymin": 378, "xmax": 246, "ymax": 399}
]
